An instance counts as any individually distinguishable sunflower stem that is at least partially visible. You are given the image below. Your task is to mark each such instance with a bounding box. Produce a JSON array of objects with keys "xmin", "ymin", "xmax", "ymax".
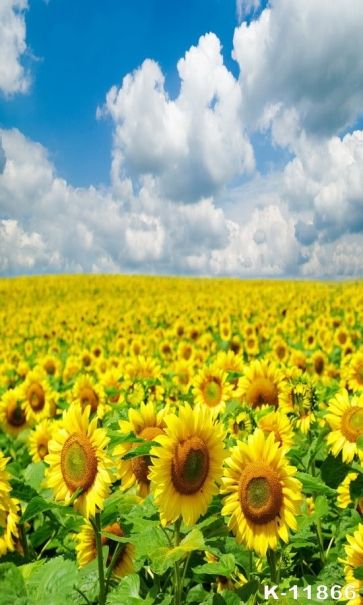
[
  {"xmin": 19, "ymin": 523, "xmax": 29, "ymax": 560},
  {"xmin": 180, "ymin": 551, "xmax": 191, "ymax": 593},
  {"xmin": 94, "ymin": 512, "xmax": 106, "ymax": 605},
  {"xmin": 173, "ymin": 518, "xmax": 182, "ymax": 605},
  {"xmin": 104, "ymin": 542, "xmax": 123, "ymax": 594},
  {"xmin": 248, "ymin": 550, "xmax": 253, "ymax": 580},
  {"xmin": 267, "ymin": 549, "xmax": 278, "ymax": 584},
  {"xmin": 67, "ymin": 487, "xmax": 83, "ymax": 507}
]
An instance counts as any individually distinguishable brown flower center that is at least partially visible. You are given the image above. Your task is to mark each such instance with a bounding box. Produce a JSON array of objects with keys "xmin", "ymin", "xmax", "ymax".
[
  {"xmin": 79, "ymin": 387, "xmax": 99, "ymax": 414},
  {"xmin": 37, "ymin": 443, "xmax": 48, "ymax": 460},
  {"xmin": 61, "ymin": 431, "xmax": 97, "ymax": 493},
  {"xmin": 131, "ymin": 426, "xmax": 164, "ymax": 484},
  {"xmin": 341, "ymin": 407, "xmax": 363, "ymax": 443},
  {"xmin": 6, "ymin": 400, "xmax": 26, "ymax": 427},
  {"xmin": 203, "ymin": 378, "xmax": 223, "ymax": 408},
  {"xmin": 28, "ymin": 383, "xmax": 45, "ymax": 411},
  {"xmin": 356, "ymin": 364, "xmax": 363, "ymax": 386},
  {"xmin": 239, "ymin": 461, "xmax": 283, "ymax": 524},
  {"xmin": 171, "ymin": 436, "xmax": 210, "ymax": 495},
  {"xmin": 245, "ymin": 377, "xmax": 279, "ymax": 409}
]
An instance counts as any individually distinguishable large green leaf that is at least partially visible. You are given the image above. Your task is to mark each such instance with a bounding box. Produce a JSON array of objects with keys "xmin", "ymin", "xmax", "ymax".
[
  {"xmin": 320, "ymin": 454, "xmax": 351, "ymax": 489},
  {"xmin": 20, "ymin": 496, "xmax": 73, "ymax": 523},
  {"xmin": 0, "ymin": 563, "xmax": 27, "ymax": 605},
  {"xmin": 295, "ymin": 472, "xmax": 335, "ymax": 495},
  {"xmin": 193, "ymin": 554, "xmax": 235, "ymax": 577},
  {"xmin": 106, "ymin": 573, "xmax": 153, "ymax": 605}
]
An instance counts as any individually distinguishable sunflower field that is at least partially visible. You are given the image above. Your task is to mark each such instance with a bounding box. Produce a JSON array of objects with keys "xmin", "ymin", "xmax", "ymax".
[{"xmin": 1, "ymin": 275, "xmax": 363, "ymax": 605}]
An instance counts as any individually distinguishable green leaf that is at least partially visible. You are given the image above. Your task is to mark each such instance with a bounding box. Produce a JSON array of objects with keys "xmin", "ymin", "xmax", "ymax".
[
  {"xmin": 106, "ymin": 573, "xmax": 153, "ymax": 605},
  {"xmin": 236, "ymin": 579, "xmax": 259, "ymax": 602},
  {"xmin": 354, "ymin": 567, "xmax": 363, "ymax": 580},
  {"xmin": 357, "ymin": 435, "xmax": 363, "ymax": 451},
  {"xmin": 9, "ymin": 479, "xmax": 38, "ymax": 502},
  {"xmin": 19, "ymin": 560, "xmax": 45, "ymax": 582},
  {"xmin": 26, "ymin": 556, "xmax": 78, "ymax": 601},
  {"xmin": 320, "ymin": 453, "xmax": 351, "ymax": 489},
  {"xmin": 350, "ymin": 474, "xmax": 363, "ymax": 500},
  {"xmin": 193, "ymin": 554, "xmax": 235, "ymax": 577},
  {"xmin": 220, "ymin": 590, "xmax": 242, "ymax": 605},
  {"xmin": 122, "ymin": 441, "xmax": 158, "ymax": 460},
  {"xmin": 295, "ymin": 472, "xmax": 335, "ymax": 495},
  {"xmin": 150, "ymin": 529, "xmax": 205, "ymax": 575},
  {"xmin": 23, "ymin": 463, "xmax": 46, "ymax": 491},
  {"xmin": 0, "ymin": 563, "xmax": 27, "ymax": 604},
  {"xmin": 107, "ymin": 431, "xmax": 144, "ymax": 449},
  {"xmin": 186, "ymin": 584, "xmax": 209, "ymax": 604},
  {"xmin": 20, "ymin": 496, "xmax": 73, "ymax": 523},
  {"xmin": 314, "ymin": 495, "xmax": 329, "ymax": 517}
]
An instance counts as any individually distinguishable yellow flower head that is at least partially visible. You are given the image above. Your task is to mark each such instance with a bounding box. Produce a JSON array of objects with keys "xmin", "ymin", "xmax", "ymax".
[
  {"xmin": 326, "ymin": 389, "xmax": 363, "ymax": 463},
  {"xmin": 222, "ymin": 429, "xmax": 303, "ymax": 557},
  {"xmin": 149, "ymin": 403, "xmax": 226, "ymax": 527},
  {"xmin": 45, "ymin": 402, "xmax": 114, "ymax": 518}
]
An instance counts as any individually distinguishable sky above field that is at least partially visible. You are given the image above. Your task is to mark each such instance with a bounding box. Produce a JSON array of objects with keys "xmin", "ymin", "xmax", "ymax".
[{"xmin": 0, "ymin": 0, "xmax": 363, "ymax": 278}]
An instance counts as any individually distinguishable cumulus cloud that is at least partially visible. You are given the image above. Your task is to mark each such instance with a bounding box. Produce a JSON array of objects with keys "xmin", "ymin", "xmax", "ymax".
[
  {"xmin": 236, "ymin": 0, "xmax": 263, "ymax": 23},
  {"xmin": 0, "ymin": 0, "xmax": 30, "ymax": 95},
  {"xmin": 98, "ymin": 33, "xmax": 255, "ymax": 204},
  {"xmin": 294, "ymin": 220, "xmax": 318, "ymax": 246},
  {"xmin": 0, "ymin": 138, "xmax": 6, "ymax": 174},
  {"xmin": 233, "ymin": 0, "xmax": 363, "ymax": 135},
  {"xmin": 281, "ymin": 130, "xmax": 363, "ymax": 242}
]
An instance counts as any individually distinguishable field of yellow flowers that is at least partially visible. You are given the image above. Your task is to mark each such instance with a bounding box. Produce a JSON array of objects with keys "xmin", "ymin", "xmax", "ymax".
[{"xmin": 0, "ymin": 275, "xmax": 363, "ymax": 605}]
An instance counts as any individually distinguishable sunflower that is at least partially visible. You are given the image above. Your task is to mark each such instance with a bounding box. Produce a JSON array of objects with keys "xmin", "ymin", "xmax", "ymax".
[
  {"xmin": 0, "ymin": 453, "xmax": 12, "ymax": 512},
  {"xmin": 228, "ymin": 410, "xmax": 254, "ymax": 440},
  {"xmin": 257, "ymin": 410, "xmax": 294, "ymax": 449},
  {"xmin": 308, "ymin": 350, "xmax": 328, "ymax": 380},
  {"xmin": 72, "ymin": 374, "xmax": 108, "ymax": 419},
  {"xmin": 45, "ymin": 402, "xmax": 114, "ymax": 518},
  {"xmin": 221, "ymin": 429, "xmax": 303, "ymax": 557},
  {"xmin": 237, "ymin": 359, "xmax": 289, "ymax": 411},
  {"xmin": 337, "ymin": 473, "xmax": 363, "ymax": 514},
  {"xmin": 114, "ymin": 401, "xmax": 168, "ymax": 498},
  {"xmin": 215, "ymin": 350, "xmax": 244, "ymax": 374},
  {"xmin": 29, "ymin": 418, "xmax": 57, "ymax": 463},
  {"xmin": 172, "ymin": 360, "xmax": 194, "ymax": 395},
  {"xmin": 192, "ymin": 365, "xmax": 234, "ymax": 415},
  {"xmin": 0, "ymin": 497, "xmax": 21, "ymax": 557},
  {"xmin": 41, "ymin": 354, "xmax": 62, "ymax": 378},
  {"xmin": 76, "ymin": 520, "xmax": 135, "ymax": 577},
  {"xmin": 340, "ymin": 524, "xmax": 363, "ymax": 605},
  {"xmin": 20, "ymin": 367, "xmax": 51, "ymax": 423},
  {"xmin": 325, "ymin": 389, "xmax": 363, "ymax": 463},
  {"xmin": 0, "ymin": 388, "xmax": 29, "ymax": 436},
  {"xmin": 346, "ymin": 351, "xmax": 363, "ymax": 393},
  {"xmin": 204, "ymin": 551, "xmax": 248, "ymax": 593},
  {"xmin": 281, "ymin": 380, "xmax": 317, "ymax": 435},
  {"xmin": 149, "ymin": 403, "xmax": 226, "ymax": 526}
]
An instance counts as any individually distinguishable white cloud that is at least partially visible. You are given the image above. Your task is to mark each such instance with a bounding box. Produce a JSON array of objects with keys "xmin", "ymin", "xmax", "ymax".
[
  {"xmin": 236, "ymin": 0, "xmax": 262, "ymax": 23},
  {"xmin": 233, "ymin": 0, "xmax": 363, "ymax": 135},
  {"xmin": 99, "ymin": 33, "xmax": 255, "ymax": 204},
  {"xmin": 0, "ymin": 0, "xmax": 30, "ymax": 95},
  {"xmin": 280, "ymin": 130, "xmax": 363, "ymax": 241}
]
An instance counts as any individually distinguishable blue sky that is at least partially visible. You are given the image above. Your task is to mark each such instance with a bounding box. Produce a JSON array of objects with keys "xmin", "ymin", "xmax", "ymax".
[
  {"xmin": 0, "ymin": 0, "xmax": 363, "ymax": 278},
  {"xmin": 1, "ymin": 0, "xmax": 245, "ymax": 187}
]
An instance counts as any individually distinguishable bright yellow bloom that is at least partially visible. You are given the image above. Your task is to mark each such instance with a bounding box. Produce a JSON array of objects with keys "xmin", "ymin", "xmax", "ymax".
[
  {"xmin": 326, "ymin": 389, "xmax": 363, "ymax": 463},
  {"xmin": 192, "ymin": 365, "xmax": 234, "ymax": 415},
  {"xmin": 0, "ymin": 387, "xmax": 29, "ymax": 436},
  {"xmin": 114, "ymin": 401, "xmax": 168, "ymax": 498},
  {"xmin": 237, "ymin": 359, "xmax": 289, "ymax": 410},
  {"xmin": 222, "ymin": 429, "xmax": 303, "ymax": 557},
  {"xmin": 76, "ymin": 520, "xmax": 135, "ymax": 577},
  {"xmin": 149, "ymin": 403, "xmax": 226, "ymax": 526},
  {"xmin": 45, "ymin": 402, "xmax": 114, "ymax": 518}
]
